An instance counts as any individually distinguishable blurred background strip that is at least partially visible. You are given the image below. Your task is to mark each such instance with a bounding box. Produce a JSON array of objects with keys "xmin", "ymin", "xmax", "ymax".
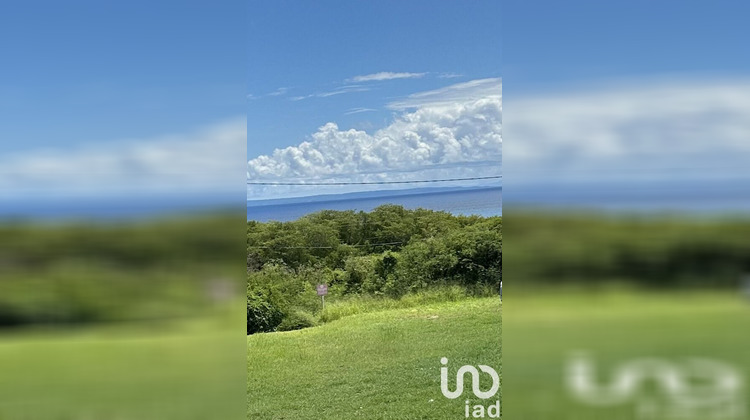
[
  {"xmin": 0, "ymin": 1, "xmax": 246, "ymax": 419},
  {"xmin": 504, "ymin": 1, "xmax": 750, "ymax": 419}
]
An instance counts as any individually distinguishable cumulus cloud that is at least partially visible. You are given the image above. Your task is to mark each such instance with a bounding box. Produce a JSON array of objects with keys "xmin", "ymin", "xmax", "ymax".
[
  {"xmin": 349, "ymin": 72, "xmax": 427, "ymax": 82},
  {"xmin": 248, "ymin": 79, "xmax": 502, "ymax": 200},
  {"xmin": 0, "ymin": 118, "xmax": 246, "ymax": 199},
  {"xmin": 388, "ymin": 78, "xmax": 502, "ymax": 110},
  {"xmin": 503, "ymin": 78, "xmax": 750, "ymax": 184}
]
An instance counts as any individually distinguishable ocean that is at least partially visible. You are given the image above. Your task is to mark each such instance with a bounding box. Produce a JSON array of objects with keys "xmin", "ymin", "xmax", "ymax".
[
  {"xmin": 0, "ymin": 193, "xmax": 243, "ymax": 222},
  {"xmin": 506, "ymin": 180, "xmax": 750, "ymax": 217},
  {"xmin": 247, "ymin": 187, "xmax": 503, "ymax": 222},
  {"xmin": 4, "ymin": 181, "xmax": 746, "ymax": 222}
]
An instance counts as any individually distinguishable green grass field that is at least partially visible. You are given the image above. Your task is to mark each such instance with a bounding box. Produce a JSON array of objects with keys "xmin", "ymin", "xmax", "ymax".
[
  {"xmin": 247, "ymin": 298, "xmax": 502, "ymax": 420},
  {"xmin": 0, "ymin": 317, "xmax": 245, "ymax": 420},
  {"xmin": 505, "ymin": 290, "xmax": 750, "ymax": 420}
]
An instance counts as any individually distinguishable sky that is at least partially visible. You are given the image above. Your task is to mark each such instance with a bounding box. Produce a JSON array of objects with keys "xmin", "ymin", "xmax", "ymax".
[
  {"xmin": 502, "ymin": 1, "xmax": 750, "ymax": 95},
  {"xmin": 0, "ymin": 1, "xmax": 245, "ymax": 201},
  {"xmin": 2, "ymin": 1, "xmax": 748, "ymax": 206},
  {"xmin": 248, "ymin": 0, "xmax": 750, "ymax": 203},
  {"xmin": 247, "ymin": 1, "xmax": 503, "ymax": 200},
  {"xmin": 502, "ymin": 0, "xmax": 750, "ymax": 191}
]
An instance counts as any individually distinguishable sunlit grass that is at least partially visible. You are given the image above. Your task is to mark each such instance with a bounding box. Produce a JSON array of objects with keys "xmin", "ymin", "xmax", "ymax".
[
  {"xmin": 504, "ymin": 289, "xmax": 750, "ymax": 420},
  {"xmin": 248, "ymin": 298, "xmax": 502, "ymax": 420},
  {"xmin": 0, "ymin": 315, "xmax": 245, "ymax": 420}
]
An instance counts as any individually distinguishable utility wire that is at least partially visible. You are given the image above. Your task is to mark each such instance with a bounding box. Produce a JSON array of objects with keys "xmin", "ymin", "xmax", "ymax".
[
  {"xmin": 248, "ymin": 241, "xmax": 404, "ymax": 249},
  {"xmin": 247, "ymin": 175, "xmax": 501, "ymax": 186}
]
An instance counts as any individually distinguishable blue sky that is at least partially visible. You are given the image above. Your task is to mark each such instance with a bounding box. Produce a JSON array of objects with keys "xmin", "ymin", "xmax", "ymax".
[
  {"xmin": 504, "ymin": 0, "xmax": 750, "ymax": 95},
  {"xmin": 1, "ymin": 1, "xmax": 244, "ymax": 153},
  {"xmin": 247, "ymin": 0, "xmax": 750, "ymax": 203},
  {"xmin": 247, "ymin": 1, "xmax": 502, "ymax": 199},
  {"xmin": 501, "ymin": 0, "xmax": 750, "ymax": 191},
  {"xmin": 0, "ymin": 1, "xmax": 245, "ymax": 201},
  {"xmin": 248, "ymin": 1, "xmax": 502, "ymax": 159},
  {"xmin": 2, "ymin": 1, "xmax": 749, "ymax": 205}
]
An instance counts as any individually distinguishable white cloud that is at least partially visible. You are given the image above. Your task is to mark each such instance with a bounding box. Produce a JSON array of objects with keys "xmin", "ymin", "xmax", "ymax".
[
  {"xmin": 388, "ymin": 78, "xmax": 502, "ymax": 110},
  {"xmin": 248, "ymin": 87, "xmax": 291, "ymax": 99},
  {"xmin": 290, "ymin": 85, "xmax": 371, "ymax": 101},
  {"xmin": 267, "ymin": 87, "xmax": 289, "ymax": 97},
  {"xmin": 349, "ymin": 72, "xmax": 427, "ymax": 83},
  {"xmin": 504, "ymin": 78, "xmax": 750, "ymax": 184},
  {"xmin": 344, "ymin": 108, "xmax": 377, "ymax": 115},
  {"xmin": 0, "ymin": 118, "xmax": 246, "ymax": 199},
  {"xmin": 318, "ymin": 85, "xmax": 371, "ymax": 97},
  {"xmin": 248, "ymin": 78, "xmax": 502, "ymax": 200}
]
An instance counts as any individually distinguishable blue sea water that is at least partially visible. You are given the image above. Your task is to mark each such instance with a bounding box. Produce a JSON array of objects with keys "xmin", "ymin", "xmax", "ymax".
[
  {"xmin": 0, "ymin": 194, "xmax": 243, "ymax": 222},
  {"xmin": 247, "ymin": 187, "xmax": 502, "ymax": 222},
  {"xmin": 506, "ymin": 181, "xmax": 750, "ymax": 217},
  {"xmin": 5, "ymin": 181, "xmax": 745, "ymax": 222}
]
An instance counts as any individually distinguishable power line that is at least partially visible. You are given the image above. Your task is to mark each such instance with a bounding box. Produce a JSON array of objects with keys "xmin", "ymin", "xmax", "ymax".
[
  {"xmin": 248, "ymin": 241, "xmax": 404, "ymax": 249},
  {"xmin": 246, "ymin": 175, "xmax": 502, "ymax": 186}
]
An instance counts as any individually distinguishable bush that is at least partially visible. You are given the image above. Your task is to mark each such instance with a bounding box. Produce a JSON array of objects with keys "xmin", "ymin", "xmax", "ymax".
[
  {"xmin": 247, "ymin": 292, "xmax": 284, "ymax": 334},
  {"xmin": 277, "ymin": 309, "xmax": 317, "ymax": 332}
]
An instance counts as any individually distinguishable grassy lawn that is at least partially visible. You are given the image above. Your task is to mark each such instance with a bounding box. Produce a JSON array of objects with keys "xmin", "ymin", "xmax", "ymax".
[
  {"xmin": 0, "ymin": 318, "xmax": 245, "ymax": 420},
  {"xmin": 504, "ymin": 290, "xmax": 750, "ymax": 420},
  {"xmin": 247, "ymin": 298, "xmax": 502, "ymax": 419}
]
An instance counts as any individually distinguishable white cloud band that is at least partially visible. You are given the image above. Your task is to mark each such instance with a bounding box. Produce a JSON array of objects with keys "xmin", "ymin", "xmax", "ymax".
[
  {"xmin": 0, "ymin": 118, "xmax": 247, "ymax": 199},
  {"xmin": 349, "ymin": 72, "xmax": 427, "ymax": 82},
  {"xmin": 504, "ymin": 78, "xmax": 750, "ymax": 184}
]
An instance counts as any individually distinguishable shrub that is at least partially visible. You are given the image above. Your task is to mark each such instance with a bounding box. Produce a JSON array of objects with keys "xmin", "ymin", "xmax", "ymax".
[
  {"xmin": 277, "ymin": 309, "xmax": 317, "ymax": 332},
  {"xmin": 247, "ymin": 292, "xmax": 284, "ymax": 334}
]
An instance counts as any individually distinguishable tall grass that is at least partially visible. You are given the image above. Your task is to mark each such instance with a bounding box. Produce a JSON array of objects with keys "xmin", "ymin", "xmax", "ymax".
[{"xmin": 318, "ymin": 285, "xmax": 497, "ymax": 323}]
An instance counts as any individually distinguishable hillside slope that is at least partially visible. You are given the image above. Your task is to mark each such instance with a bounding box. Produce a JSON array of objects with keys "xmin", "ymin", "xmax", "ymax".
[{"xmin": 247, "ymin": 298, "xmax": 502, "ymax": 419}]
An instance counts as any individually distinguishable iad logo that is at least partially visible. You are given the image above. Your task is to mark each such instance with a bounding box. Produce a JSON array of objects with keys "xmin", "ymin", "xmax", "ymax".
[
  {"xmin": 566, "ymin": 352, "xmax": 746, "ymax": 420},
  {"xmin": 440, "ymin": 357, "xmax": 501, "ymax": 418},
  {"xmin": 440, "ymin": 357, "xmax": 500, "ymax": 399}
]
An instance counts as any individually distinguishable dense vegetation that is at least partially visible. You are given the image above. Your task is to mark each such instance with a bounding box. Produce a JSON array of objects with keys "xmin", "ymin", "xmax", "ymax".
[
  {"xmin": 505, "ymin": 211, "xmax": 750, "ymax": 288},
  {"xmin": 247, "ymin": 205, "xmax": 503, "ymax": 334},
  {"xmin": 0, "ymin": 213, "xmax": 242, "ymax": 328},
  {"xmin": 248, "ymin": 207, "xmax": 750, "ymax": 333}
]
